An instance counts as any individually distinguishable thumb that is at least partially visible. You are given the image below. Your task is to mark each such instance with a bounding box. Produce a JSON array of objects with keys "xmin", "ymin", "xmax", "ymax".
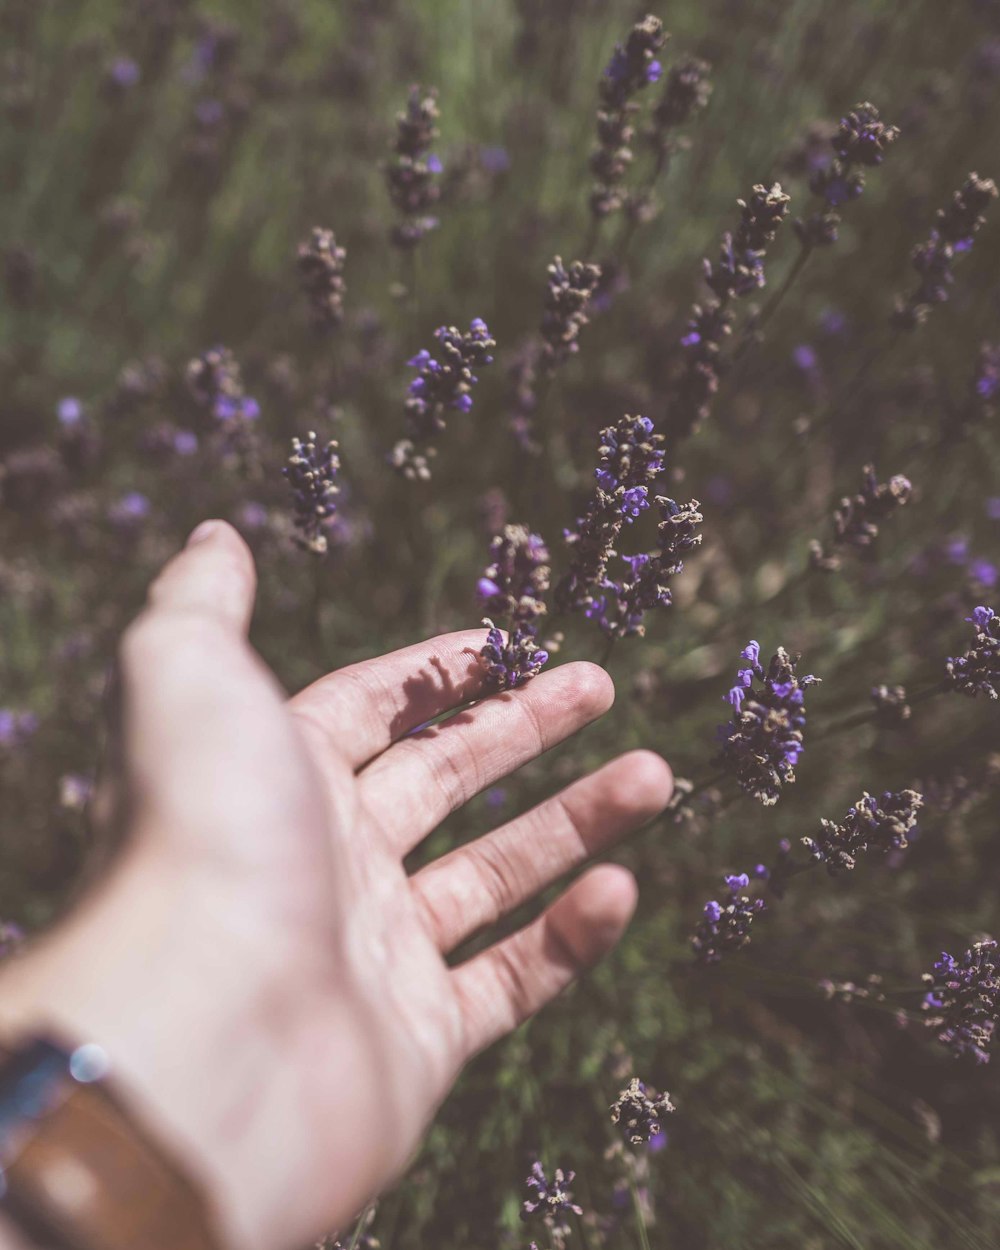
[{"xmin": 147, "ymin": 520, "xmax": 257, "ymax": 635}]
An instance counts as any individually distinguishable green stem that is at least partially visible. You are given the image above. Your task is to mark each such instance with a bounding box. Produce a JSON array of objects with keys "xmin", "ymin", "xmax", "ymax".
[
  {"xmin": 599, "ymin": 634, "xmax": 617, "ymax": 668},
  {"xmin": 311, "ymin": 558, "xmax": 327, "ymax": 670},
  {"xmin": 750, "ymin": 244, "xmax": 813, "ymax": 342},
  {"xmin": 345, "ymin": 1204, "xmax": 373, "ymax": 1250},
  {"xmin": 628, "ymin": 1173, "xmax": 652, "ymax": 1250}
]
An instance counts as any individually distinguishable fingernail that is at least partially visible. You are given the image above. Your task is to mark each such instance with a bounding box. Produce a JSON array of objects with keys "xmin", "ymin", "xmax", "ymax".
[{"xmin": 186, "ymin": 520, "xmax": 222, "ymax": 548}]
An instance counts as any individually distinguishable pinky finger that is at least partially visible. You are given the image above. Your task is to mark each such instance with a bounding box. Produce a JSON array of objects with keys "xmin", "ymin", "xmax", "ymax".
[{"xmin": 451, "ymin": 864, "xmax": 638, "ymax": 1059}]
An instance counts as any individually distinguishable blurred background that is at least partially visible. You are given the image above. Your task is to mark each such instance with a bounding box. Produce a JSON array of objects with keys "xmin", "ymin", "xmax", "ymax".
[{"xmin": 3, "ymin": 0, "xmax": 1000, "ymax": 1245}]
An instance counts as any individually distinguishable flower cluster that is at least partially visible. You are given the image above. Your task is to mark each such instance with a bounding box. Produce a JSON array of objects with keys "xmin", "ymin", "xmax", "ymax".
[
  {"xmin": 297, "ymin": 227, "xmax": 347, "ymax": 328},
  {"xmin": 391, "ymin": 318, "xmax": 495, "ymax": 479},
  {"xmin": 719, "ymin": 642, "xmax": 820, "ymax": 805},
  {"xmin": 922, "ymin": 939, "xmax": 1000, "ymax": 1063},
  {"xmin": 946, "ymin": 605, "xmax": 999, "ymax": 699},
  {"xmin": 670, "ymin": 184, "xmax": 790, "ymax": 440},
  {"xmin": 555, "ymin": 415, "xmax": 666, "ymax": 619},
  {"xmin": 871, "ymin": 683, "xmax": 911, "ymax": 727},
  {"xmin": 610, "ymin": 1078, "xmax": 675, "ymax": 1146},
  {"xmin": 796, "ymin": 102, "xmax": 899, "ymax": 248},
  {"xmin": 692, "ymin": 873, "xmax": 766, "ymax": 963},
  {"xmin": 589, "ymin": 15, "xmax": 667, "ymax": 221},
  {"xmin": 540, "ymin": 257, "xmax": 602, "ymax": 373},
  {"xmin": 522, "ymin": 1161, "xmax": 583, "ymax": 1233},
  {"xmin": 809, "ymin": 463, "xmax": 913, "ymax": 571},
  {"xmin": 0, "ymin": 709, "xmax": 39, "ymax": 753},
  {"xmin": 477, "ymin": 525, "xmax": 551, "ymax": 691},
  {"xmin": 282, "ymin": 432, "xmax": 340, "ymax": 555},
  {"xmin": 892, "ymin": 173, "xmax": 998, "ymax": 329},
  {"xmin": 802, "ymin": 789, "xmax": 923, "ymax": 874},
  {"xmin": 185, "ymin": 346, "xmax": 261, "ymax": 429},
  {"xmin": 385, "ymin": 85, "xmax": 442, "ymax": 250},
  {"xmin": 647, "ymin": 55, "xmax": 712, "ymax": 158},
  {"xmin": 590, "ymin": 497, "xmax": 704, "ymax": 640}
]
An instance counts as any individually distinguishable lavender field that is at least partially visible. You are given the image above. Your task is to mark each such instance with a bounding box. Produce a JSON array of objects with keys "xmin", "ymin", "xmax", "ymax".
[{"xmin": 3, "ymin": 0, "xmax": 1000, "ymax": 1246}]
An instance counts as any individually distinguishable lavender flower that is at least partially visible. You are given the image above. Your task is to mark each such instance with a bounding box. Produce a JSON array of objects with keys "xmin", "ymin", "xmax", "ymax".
[
  {"xmin": 647, "ymin": 55, "xmax": 712, "ymax": 155},
  {"xmin": 796, "ymin": 102, "xmax": 899, "ymax": 248},
  {"xmin": 670, "ymin": 184, "xmax": 789, "ymax": 440},
  {"xmin": 871, "ymin": 683, "xmax": 911, "ymax": 726},
  {"xmin": 969, "ymin": 342, "xmax": 1000, "ymax": 424},
  {"xmin": 521, "ymin": 1161, "xmax": 583, "ymax": 1232},
  {"xmin": 809, "ymin": 464, "xmax": 912, "ymax": 571},
  {"xmin": 392, "ymin": 319, "xmax": 495, "ymax": 480},
  {"xmin": 297, "ymin": 228, "xmax": 347, "ymax": 328},
  {"xmin": 802, "ymin": 789, "xmax": 923, "ymax": 873},
  {"xmin": 591, "ymin": 497, "xmax": 703, "ymax": 640},
  {"xmin": 719, "ymin": 642, "xmax": 820, "ymax": 805},
  {"xmin": 385, "ymin": 86, "xmax": 442, "ymax": 249},
  {"xmin": 692, "ymin": 873, "xmax": 766, "ymax": 962},
  {"xmin": 477, "ymin": 525, "xmax": 550, "ymax": 628},
  {"xmin": 540, "ymin": 257, "xmax": 602, "ymax": 373},
  {"xmin": 922, "ymin": 939, "xmax": 1000, "ymax": 1063},
  {"xmin": 185, "ymin": 346, "xmax": 261, "ymax": 429},
  {"xmin": 893, "ymin": 173, "xmax": 998, "ymax": 329},
  {"xmin": 479, "ymin": 625, "xmax": 549, "ymax": 692},
  {"xmin": 610, "ymin": 1078, "xmax": 675, "ymax": 1145},
  {"xmin": 283, "ymin": 432, "xmax": 340, "ymax": 555},
  {"xmin": 589, "ymin": 15, "xmax": 667, "ymax": 221},
  {"xmin": 555, "ymin": 415, "xmax": 666, "ymax": 620},
  {"xmin": 946, "ymin": 605, "xmax": 999, "ymax": 699}
]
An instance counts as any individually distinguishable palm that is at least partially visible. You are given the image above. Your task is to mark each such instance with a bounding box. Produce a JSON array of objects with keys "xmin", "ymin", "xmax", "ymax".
[{"xmin": 125, "ymin": 524, "xmax": 673, "ymax": 1241}]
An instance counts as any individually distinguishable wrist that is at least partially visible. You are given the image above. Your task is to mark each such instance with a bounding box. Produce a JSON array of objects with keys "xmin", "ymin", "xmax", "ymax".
[{"xmin": 0, "ymin": 844, "xmax": 280, "ymax": 1250}]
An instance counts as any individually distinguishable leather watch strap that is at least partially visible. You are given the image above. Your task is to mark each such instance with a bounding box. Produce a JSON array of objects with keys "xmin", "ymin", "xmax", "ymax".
[{"xmin": 0, "ymin": 1038, "xmax": 223, "ymax": 1250}]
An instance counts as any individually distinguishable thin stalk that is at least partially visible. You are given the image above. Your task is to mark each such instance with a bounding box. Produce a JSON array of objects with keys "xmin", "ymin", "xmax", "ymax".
[
  {"xmin": 580, "ymin": 214, "xmax": 602, "ymax": 260},
  {"xmin": 741, "ymin": 244, "xmax": 813, "ymax": 351},
  {"xmin": 599, "ymin": 634, "xmax": 617, "ymax": 668},
  {"xmin": 345, "ymin": 1204, "xmax": 373, "ymax": 1250},
  {"xmin": 811, "ymin": 679, "xmax": 949, "ymax": 745},
  {"xmin": 311, "ymin": 558, "xmax": 327, "ymax": 671},
  {"xmin": 628, "ymin": 1173, "xmax": 652, "ymax": 1250}
]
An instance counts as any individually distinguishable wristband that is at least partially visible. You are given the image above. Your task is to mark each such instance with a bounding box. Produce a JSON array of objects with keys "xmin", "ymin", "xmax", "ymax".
[{"xmin": 0, "ymin": 1036, "xmax": 223, "ymax": 1250}]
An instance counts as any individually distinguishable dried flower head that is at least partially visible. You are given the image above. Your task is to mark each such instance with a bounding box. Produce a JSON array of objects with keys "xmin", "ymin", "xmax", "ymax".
[
  {"xmin": 649, "ymin": 55, "xmax": 712, "ymax": 143},
  {"xmin": 283, "ymin": 432, "xmax": 340, "ymax": 555},
  {"xmin": 947, "ymin": 605, "xmax": 999, "ymax": 699},
  {"xmin": 871, "ymin": 684, "xmax": 912, "ymax": 726},
  {"xmin": 692, "ymin": 873, "xmax": 766, "ymax": 962},
  {"xmin": 478, "ymin": 525, "xmax": 550, "ymax": 627},
  {"xmin": 810, "ymin": 464, "xmax": 912, "ymax": 571},
  {"xmin": 796, "ymin": 101, "xmax": 899, "ymax": 248},
  {"xmin": 540, "ymin": 257, "xmax": 602, "ymax": 372},
  {"xmin": 589, "ymin": 15, "xmax": 667, "ymax": 220},
  {"xmin": 480, "ymin": 625, "xmax": 549, "ymax": 691},
  {"xmin": 521, "ymin": 1161, "xmax": 583, "ymax": 1231},
  {"xmin": 923, "ymin": 939, "xmax": 1000, "ymax": 1063},
  {"xmin": 610, "ymin": 1078, "xmax": 675, "ymax": 1145},
  {"xmin": 893, "ymin": 173, "xmax": 998, "ymax": 329},
  {"xmin": 802, "ymin": 789, "xmax": 923, "ymax": 873},
  {"xmin": 385, "ymin": 85, "xmax": 442, "ymax": 249},
  {"xmin": 719, "ymin": 642, "xmax": 820, "ymax": 805},
  {"xmin": 297, "ymin": 227, "xmax": 347, "ymax": 328}
]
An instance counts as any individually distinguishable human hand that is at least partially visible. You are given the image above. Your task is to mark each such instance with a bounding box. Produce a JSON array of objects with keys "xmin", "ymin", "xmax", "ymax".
[{"xmin": 0, "ymin": 521, "xmax": 673, "ymax": 1250}]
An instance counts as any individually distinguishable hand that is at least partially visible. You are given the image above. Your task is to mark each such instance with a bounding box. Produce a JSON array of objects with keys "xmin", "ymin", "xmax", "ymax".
[{"xmin": 0, "ymin": 522, "xmax": 673, "ymax": 1250}]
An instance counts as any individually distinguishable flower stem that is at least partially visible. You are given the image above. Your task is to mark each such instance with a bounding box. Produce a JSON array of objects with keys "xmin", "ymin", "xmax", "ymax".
[
  {"xmin": 599, "ymin": 635, "xmax": 617, "ymax": 668},
  {"xmin": 628, "ymin": 1173, "xmax": 652, "ymax": 1250},
  {"xmin": 345, "ymin": 1204, "xmax": 373, "ymax": 1250},
  {"xmin": 749, "ymin": 244, "xmax": 813, "ymax": 342}
]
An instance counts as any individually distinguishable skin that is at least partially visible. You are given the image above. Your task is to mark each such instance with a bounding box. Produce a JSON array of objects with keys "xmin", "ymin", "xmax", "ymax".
[{"xmin": 0, "ymin": 521, "xmax": 673, "ymax": 1250}]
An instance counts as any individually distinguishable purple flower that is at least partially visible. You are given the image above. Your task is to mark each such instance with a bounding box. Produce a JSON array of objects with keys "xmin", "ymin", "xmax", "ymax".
[
  {"xmin": 107, "ymin": 57, "xmax": 141, "ymax": 89},
  {"xmin": 610, "ymin": 1078, "xmax": 675, "ymax": 1145},
  {"xmin": 971, "ymin": 559, "xmax": 999, "ymax": 589},
  {"xmin": 719, "ymin": 643, "xmax": 820, "ymax": 805},
  {"xmin": 522, "ymin": 1161, "xmax": 582, "ymax": 1229},
  {"xmin": 922, "ymin": 939, "xmax": 1000, "ymax": 1063},
  {"xmin": 283, "ymin": 432, "xmax": 340, "ymax": 555},
  {"xmin": 987, "ymin": 498, "xmax": 1000, "ymax": 520},
  {"xmin": 540, "ymin": 257, "xmax": 602, "ymax": 373},
  {"xmin": 0, "ymin": 709, "xmax": 38, "ymax": 750},
  {"xmin": 479, "ymin": 625, "xmax": 548, "ymax": 691},
  {"xmin": 893, "ymin": 174, "xmax": 998, "ymax": 329},
  {"xmin": 479, "ymin": 145, "xmax": 511, "ymax": 174},
  {"xmin": 947, "ymin": 604, "xmax": 999, "ymax": 699},
  {"xmin": 810, "ymin": 463, "xmax": 912, "ymax": 571},
  {"xmin": 476, "ymin": 525, "xmax": 550, "ymax": 630},
  {"xmin": 57, "ymin": 397, "xmax": 83, "ymax": 426},
  {"xmin": 297, "ymin": 227, "xmax": 347, "ymax": 329},
  {"xmin": 692, "ymin": 873, "xmax": 766, "ymax": 962},
  {"xmin": 802, "ymin": 789, "xmax": 923, "ymax": 873},
  {"xmin": 392, "ymin": 320, "xmax": 496, "ymax": 479},
  {"xmin": 386, "ymin": 86, "xmax": 442, "ymax": 250},
  {"xmin": 108, "ymin": 492, "xmax": 150, "ymax": 527}
]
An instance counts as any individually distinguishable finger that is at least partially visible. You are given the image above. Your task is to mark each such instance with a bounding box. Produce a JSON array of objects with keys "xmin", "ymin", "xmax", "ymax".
[
  {"xmin": 290, "ymin": 629, "xmax": 497, "ymax": 770},
  {"xmin": 147, "ymin": 520, "xmax": 257, "ymax": 635},
  {"xmin": 452, "ymin": 864, "xmax": 637, "ymax": 1057},
  {"xmin": 358, "ymin": 662, "xmax": 615, "ymax": 856},
  {"xmin": 412, "ymin": 751, "xmax": 672, "ymax": 952}
]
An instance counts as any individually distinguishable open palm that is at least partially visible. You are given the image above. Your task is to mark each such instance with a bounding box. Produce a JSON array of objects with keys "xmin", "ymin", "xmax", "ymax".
[{"xmin": 0, "ymin": 521, "xmax": 673, "ymax": 1250}]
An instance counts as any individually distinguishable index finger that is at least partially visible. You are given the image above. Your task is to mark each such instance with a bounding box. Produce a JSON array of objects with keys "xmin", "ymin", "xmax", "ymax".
[{"xmin": 290, "ymin": 629, "xmax": 497, "ymax": 770}]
